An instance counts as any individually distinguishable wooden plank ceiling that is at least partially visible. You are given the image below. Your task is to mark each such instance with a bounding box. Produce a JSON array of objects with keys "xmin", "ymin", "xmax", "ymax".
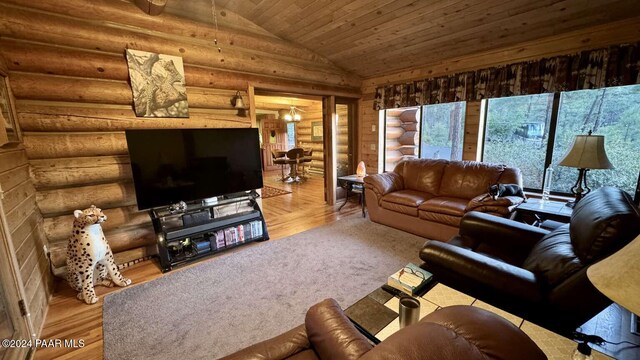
[{"xmin": 166, "ymin": 0, "xmax": 640, "ymax": 79}]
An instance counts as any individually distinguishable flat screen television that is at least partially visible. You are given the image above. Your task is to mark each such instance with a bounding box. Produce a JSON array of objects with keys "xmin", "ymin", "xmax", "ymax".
[{"xmin": 125, "ymin": 128, "xmax": 263, "ymax": 210}]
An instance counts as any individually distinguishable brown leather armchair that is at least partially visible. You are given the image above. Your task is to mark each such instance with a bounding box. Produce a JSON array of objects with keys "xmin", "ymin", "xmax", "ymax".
[
  {"xmin": 221, "ymin": 298, "xmax": 546, "ymax": 360},
  {"xmin": 420, "ymin": 187, "xmax": 640, "ymax": 335}
]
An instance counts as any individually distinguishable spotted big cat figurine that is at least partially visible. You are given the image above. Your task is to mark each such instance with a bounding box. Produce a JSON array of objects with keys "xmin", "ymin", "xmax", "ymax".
[{"xmin": 66, "ymin": 205, "xmax": 131, "ymax": 304}]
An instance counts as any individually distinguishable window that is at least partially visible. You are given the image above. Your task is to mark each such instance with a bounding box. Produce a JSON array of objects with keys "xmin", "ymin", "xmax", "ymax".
[
  {"xmin": 482, "ymin": 94, "xmax": 554, "ymax": 189},
  {"xmin": 420, "ymin": 102, "xmax": 466, "ymax": 161},
  {"xmin": 481, "ymin": 84, "xmax": 640, "ymax": 196},
  {"xmin": 286, "ymin": 122, "xmax": 296, "ymax": 149},
  {"xmin": 382, "ymin": 103, "xmax": 467, "ymax": 171},
  {"xmin": 551, "ymin": 85, "xmax": 640, "ymax": 195}
]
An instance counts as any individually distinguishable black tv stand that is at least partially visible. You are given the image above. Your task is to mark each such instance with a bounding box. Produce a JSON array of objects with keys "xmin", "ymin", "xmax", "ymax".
[{"xmin": 150, "ymin": 192, "xmax": 269, "ymax": 272}]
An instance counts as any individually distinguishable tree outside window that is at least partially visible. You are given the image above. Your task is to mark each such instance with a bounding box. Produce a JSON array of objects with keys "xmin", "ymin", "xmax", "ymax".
[
  {"xmin": 420, "ymin": 102, "xmax": 466, "ymax": 161},
  {"xmin": 483, "ymin": 93, "xmax": 554, "ymax": 189},
  {"xmin": 552, "ymin": 85, "xmax": 640, "ymax": 195},
  {"xmin": 286, "ymin": 122, "xmax": 296, "ymax": 149}
]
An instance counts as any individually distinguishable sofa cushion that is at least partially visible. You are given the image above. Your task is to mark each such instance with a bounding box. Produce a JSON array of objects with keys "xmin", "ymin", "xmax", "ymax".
[
  {"xmin": 439, "ymin": 161, "xmax": 504, "ymax": 199},
  {"xmin": 522, "ymin": 225, "xmax": 583, "ymax": 287},
  {"xmin": 382, "ymin": 190, "xmax": 432, "ymax": 217},
  {"xmin": 382, "ymin": 190, "xmax": 433, "ymax": 207},
  {"xmin": 569, "ymin": 187, "xmax": 640, "ymax": 264},
  {"xmin": 395, "ymin": 159, "xmax": 448, "ymax": 194},
  {"xmin": 419, "ymin": 211, "xmax": 461, "ymax": 227},
  {"xmin": 419, "ymin": 197, "xmax": 468, "ymax": 217}
]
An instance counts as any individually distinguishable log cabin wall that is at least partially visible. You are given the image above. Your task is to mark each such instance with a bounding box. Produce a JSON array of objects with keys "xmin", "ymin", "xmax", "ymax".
[
  {"xmin": 296, "ymin": 101, "xmax": 324, "ymax": 174},
  {"xmin": 0, "ymin": 0, "xmax": 360, "ymax": 271},
  {"xmin": 335, "ymin": 104, "xmax": 349, "ymax": 176},
  {"xmin": 359, "ymin": 17, "xmax": 640, "ymax": 173},
  {"xmin": 0, "ymin": 145, "xmax": 52, "ymax": 334}
]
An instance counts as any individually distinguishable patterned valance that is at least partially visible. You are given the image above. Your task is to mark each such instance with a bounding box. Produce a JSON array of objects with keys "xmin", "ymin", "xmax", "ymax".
[{"xmin": 373, "ymin": 42, "xmax": 640, "ymax": 110}]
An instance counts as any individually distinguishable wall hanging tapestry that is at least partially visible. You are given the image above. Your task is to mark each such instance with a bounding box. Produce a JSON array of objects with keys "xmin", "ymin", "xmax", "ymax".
[{"xmin": 125, "ymin": 49, "xmax": 189, "ymax": 117}]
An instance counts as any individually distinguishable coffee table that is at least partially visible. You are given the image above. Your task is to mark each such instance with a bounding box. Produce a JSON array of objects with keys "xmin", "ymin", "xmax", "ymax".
[{"xmin": 346, "ymin": 283, "xmax": 613, "ymax": 359}]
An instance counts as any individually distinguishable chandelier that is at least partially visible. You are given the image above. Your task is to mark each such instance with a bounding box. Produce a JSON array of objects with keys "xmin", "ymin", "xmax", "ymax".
[{"xmin": 283, "ymin": 106, "xmax": 303, "ymax": 122}]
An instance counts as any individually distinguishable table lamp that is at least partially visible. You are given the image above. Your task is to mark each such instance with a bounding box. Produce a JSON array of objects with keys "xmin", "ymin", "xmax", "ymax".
[
  {"xmin": 587, "ymin": 233, "xmax": 640, "ymax": 334},
  {"xmin": 558, "ymin": 131, "xmax": 613, "ymax": 206}
]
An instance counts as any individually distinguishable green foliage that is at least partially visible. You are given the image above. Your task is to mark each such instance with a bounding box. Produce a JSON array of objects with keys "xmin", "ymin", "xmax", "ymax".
[
  {"xmin": 484, "ymin": 94, "xmax": 554, "ymax": 188},
  {"xmin": 484, "ymin": 85, "xmax": 640, "ymax": 195},
  {"xmin": 420, "ymin": 102, "xmax": 466, "ymax": 160}
]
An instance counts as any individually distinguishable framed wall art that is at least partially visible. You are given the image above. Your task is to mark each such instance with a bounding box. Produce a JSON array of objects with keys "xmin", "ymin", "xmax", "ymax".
[
  {"xmin": 125, "ymin": 49, "xmax": 189, "ymax": 118},
  {"xmin": 311, "ymin": 121, "xmax": 323, "ymax": 142}
]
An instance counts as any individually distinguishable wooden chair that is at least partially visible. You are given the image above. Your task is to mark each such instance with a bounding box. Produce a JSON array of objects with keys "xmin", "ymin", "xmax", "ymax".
[
  {"xmin": 300, "ymin": 149, "xmax": 313, "ymax": 178},
  {"xmin": 285, "ymin": 148, "xmax": 305, "ymax": 182},
  {"xmin": 271, "ymin": 150, "xmax": 288, "ymax": 181}
]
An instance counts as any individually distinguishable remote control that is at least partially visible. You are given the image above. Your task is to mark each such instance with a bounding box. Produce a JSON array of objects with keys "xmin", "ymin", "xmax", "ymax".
[{"xmin": 381, "ymin": 284, "xmax": 405, "ymax": 298}]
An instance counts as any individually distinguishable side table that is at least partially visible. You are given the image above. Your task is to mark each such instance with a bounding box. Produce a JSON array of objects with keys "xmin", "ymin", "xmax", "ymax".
[
  {"xmin": 516, "ymin": 198, "xmax": 572, "ymax": 227},
  {"xmin": 337, "ymin": 175, "xmax": 366, "ymax": 217}
]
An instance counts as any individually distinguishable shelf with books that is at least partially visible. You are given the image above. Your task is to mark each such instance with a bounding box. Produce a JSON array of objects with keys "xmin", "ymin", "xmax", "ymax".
[{"xmin": 151, "ymin": 193, "xmax": 269, "ymax": 272}]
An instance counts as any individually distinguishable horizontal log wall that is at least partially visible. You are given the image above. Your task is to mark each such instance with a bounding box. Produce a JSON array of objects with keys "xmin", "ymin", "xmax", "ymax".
[
  {"xmin": 359, "ymin": 17, "xmax": 640, "ymax": 173},
  {"xmin": 296, "ymin": 102, "xmax": 324, "ymax": 173},
  {"xmin": 0, "ymin": 146, "xmax": 52, "ymax": 336},
  {"xmin": 0, "ymin": 0, "xmax": 360, "ymax": 272}
]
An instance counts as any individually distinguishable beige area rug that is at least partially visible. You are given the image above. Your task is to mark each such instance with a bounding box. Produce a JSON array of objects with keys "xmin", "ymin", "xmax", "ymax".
[{"xmin": 102, "ymin": 216, "xmax": 426, "ymax": 359}]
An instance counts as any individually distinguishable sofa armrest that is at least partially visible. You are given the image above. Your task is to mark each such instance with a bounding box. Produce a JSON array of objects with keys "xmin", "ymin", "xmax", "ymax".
[
  {"xmin": 305, "ymin": 298, "xmax": 373, "ymax": 360},
  {"xmin": 465, "ymin": 194, "xmax": 525, "ymax": 216},
  {"xmin": 363, "ymin": 172, "xmax": 403, "ymax": 200},
  {"xmin": 459, "ymin": 211, "xmax": 548, "ymax": 254},
  {"xmin": 361, "ymin": 306, "xmax": 546, "ymax": 360},
  {"xmin": 420, "ymin": 241, "xmax": 542, "ymax": 303},
  {"xmin": 220, "ymin": 324, "xmax": 310, "ymax": 360}
]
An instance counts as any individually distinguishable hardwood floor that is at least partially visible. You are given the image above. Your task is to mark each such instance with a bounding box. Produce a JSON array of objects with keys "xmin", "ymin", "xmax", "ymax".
[{"xmin": 35, "ymin": 171, "xmax": 361, "ymax": 360}]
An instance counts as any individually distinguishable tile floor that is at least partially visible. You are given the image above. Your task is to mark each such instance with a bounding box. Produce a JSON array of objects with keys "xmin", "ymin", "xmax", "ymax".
[{"xmin": 376, "ymin": 284, "xmax": 612, "ymax": 360}]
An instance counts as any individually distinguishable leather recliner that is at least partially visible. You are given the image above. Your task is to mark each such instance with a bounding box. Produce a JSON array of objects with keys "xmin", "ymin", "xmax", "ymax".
[
  {"xmin": 420, "ymin": 187, "xmax": 640, "ymax": 335},
  {"xmin": 221, "ymin": 298, "xmax": 546, "ymax": 360}
]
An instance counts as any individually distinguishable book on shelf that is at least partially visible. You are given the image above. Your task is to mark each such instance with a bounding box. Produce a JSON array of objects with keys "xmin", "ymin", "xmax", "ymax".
[
  {"xmin": 237, "ymin": 224, "xmax": 245, "ymax": 243},
  {"xmin": 387, "ymin": 263, "xmax": 433, "ymax": 296},
  {"xmin": 214, "ymin": 230, "xmax": 225, "ymax": 248}
]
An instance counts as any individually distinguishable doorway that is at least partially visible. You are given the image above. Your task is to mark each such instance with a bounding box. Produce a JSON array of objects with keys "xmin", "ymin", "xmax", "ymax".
[
  {"xmin": 0, "ymin": 198, "xmax": 33, "ymax": 360},
  {"xmin": 254, "ymin": 93, "xmax": 325, "ymax": 197}
]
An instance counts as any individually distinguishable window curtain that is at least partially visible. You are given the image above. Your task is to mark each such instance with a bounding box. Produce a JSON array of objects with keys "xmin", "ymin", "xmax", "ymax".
[{"xmin": 373, "ymin": 42, "xmax": 640, "ymax": 110}]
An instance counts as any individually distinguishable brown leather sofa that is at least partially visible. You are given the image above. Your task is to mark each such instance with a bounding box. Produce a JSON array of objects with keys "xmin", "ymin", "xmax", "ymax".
[
  {"xmin": 221, "ymin": 298, "xmax": 546, "ymax": 360},
  {"xmin": 364, "ymin": 159, "xmax": 524, "ymax": 241},
  {"xmin": 420, "ymin": 187, "xmax": 640, "ymax": 335}
]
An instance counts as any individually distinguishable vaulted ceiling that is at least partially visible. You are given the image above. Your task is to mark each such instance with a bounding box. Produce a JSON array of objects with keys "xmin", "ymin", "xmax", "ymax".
[{"xmin": 165, "ymin": 0, "xmax": 640, "ymax": 79}]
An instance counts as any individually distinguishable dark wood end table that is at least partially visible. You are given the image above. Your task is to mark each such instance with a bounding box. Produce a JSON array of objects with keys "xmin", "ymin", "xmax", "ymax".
[
  {"xmin": 338, "ymin": 175, "xmax": 366, "ymax": 217},
  {"xmin": 516, "ymin": 198, "xmax": 573, "ymax": 227}
]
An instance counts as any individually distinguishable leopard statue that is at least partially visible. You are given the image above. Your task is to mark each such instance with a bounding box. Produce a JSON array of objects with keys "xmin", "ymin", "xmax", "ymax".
[{"xmin": 66, "ymin": 205, "xmax": 131, "ymax": 304}]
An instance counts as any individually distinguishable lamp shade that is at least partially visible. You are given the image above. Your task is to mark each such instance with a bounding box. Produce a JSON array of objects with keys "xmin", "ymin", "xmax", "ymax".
[
  {"xmin": 558, "ymin": 134, "xmax": 613, "ymax": 169},
  {"xmin": 587, "ymin": 234, "xmax": 640, "ymax": 315}
]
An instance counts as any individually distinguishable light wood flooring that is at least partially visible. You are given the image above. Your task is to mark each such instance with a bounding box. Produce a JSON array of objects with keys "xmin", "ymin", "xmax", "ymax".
[{"xmin": 35, "ymin": 171, "xmax": 362, "ymax": 360}]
